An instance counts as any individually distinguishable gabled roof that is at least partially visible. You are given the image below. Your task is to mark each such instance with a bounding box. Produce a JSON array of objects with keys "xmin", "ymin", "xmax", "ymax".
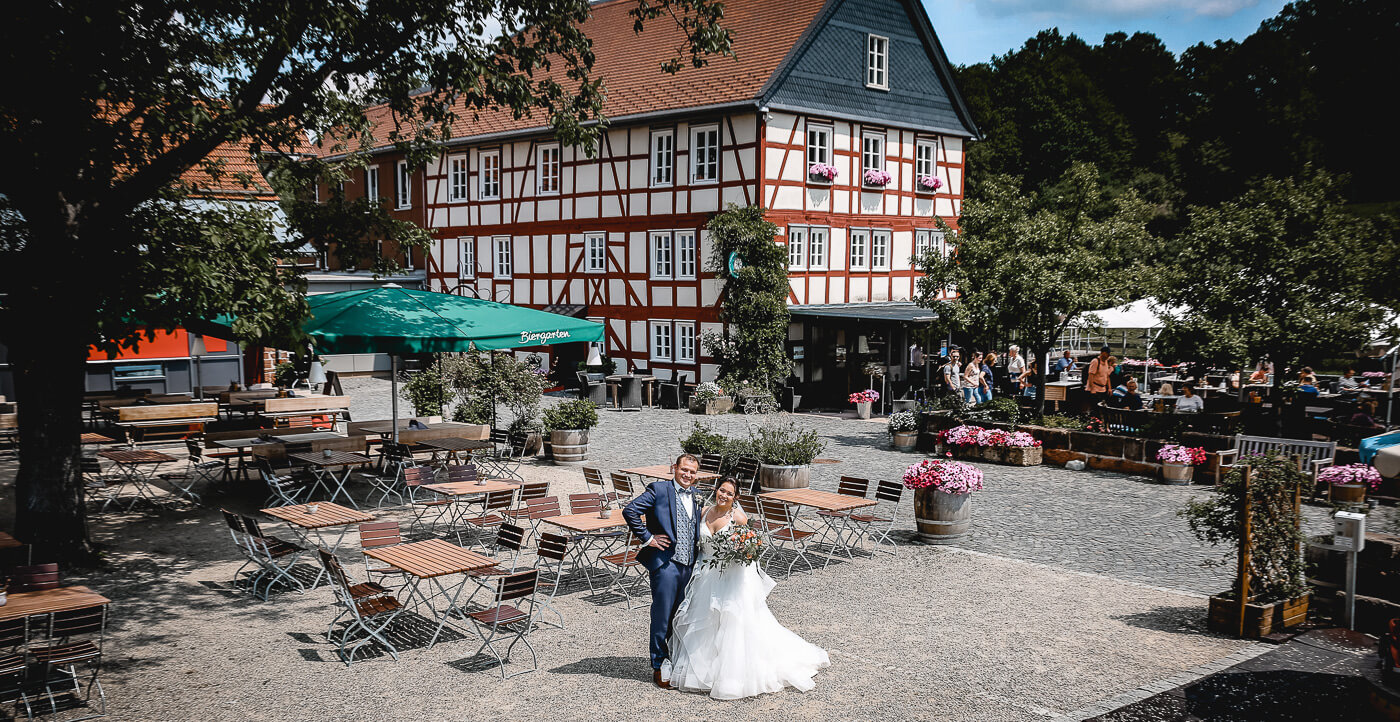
[
  {"xmin": 179, "ymin": 140, "xmax": 282, "ymax": 201},
  {"xmin": 348, "ymin": 0, "xmax": 829, "ymax": 151}
]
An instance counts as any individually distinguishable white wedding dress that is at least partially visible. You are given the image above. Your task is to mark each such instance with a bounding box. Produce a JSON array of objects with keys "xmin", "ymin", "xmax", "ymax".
[{"xmin": 663, "ymin": 510, "xmax": 830, "ymax": 700}]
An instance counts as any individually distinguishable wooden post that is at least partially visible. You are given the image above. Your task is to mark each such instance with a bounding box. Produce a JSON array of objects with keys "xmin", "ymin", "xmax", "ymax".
[{"xmin": 1237, "ymin": 465, "xmax": 1253, "ymax": 638}]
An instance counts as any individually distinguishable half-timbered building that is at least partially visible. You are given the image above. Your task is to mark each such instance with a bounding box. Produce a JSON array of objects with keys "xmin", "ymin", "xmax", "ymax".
[{"xmin": 323, "ymin": 0, "xmax": 978, "ymax": 402}]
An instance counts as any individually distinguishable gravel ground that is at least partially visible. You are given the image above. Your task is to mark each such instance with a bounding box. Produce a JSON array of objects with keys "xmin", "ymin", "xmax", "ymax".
[{"xmin": 2, "ymin": 378, "xmax": 1331, "ymax": 720}]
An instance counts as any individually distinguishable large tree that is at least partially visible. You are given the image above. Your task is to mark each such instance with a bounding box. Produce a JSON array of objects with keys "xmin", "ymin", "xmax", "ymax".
[
  {"xmin": 915, "ymin": 163, "xmax": 1154, "ymax": 415},
  {"xmin": 1154, "ymin": 170, "xmax": 1398, "ymax": 390},
  {"xmin": 0, "ymin": 0, "xmax": 729, "ymax": 561}
]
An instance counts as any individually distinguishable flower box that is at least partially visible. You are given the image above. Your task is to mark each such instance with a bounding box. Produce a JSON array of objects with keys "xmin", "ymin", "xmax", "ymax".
[
  {"xmin": 862, "ymin": 169, "xmax": 892, "ymax": 188},
  {"xmin": 1207, "ymin": 592, "xmax": 1309, "ymax": 639},
  {"xmin": 1000, "ymin": 446, "xmax": 1042, "ymax": 466},
  {"xmin": 915, "ymin": 175, "xmax": 943, "ymax": 193},
  {"xmin": 935, "ymin": 425, "xmax": 1043, "ymax": 466},
  {"xmin": 808, "ymin": 163, "xmax": 838, "ymax": 183},
  {"xmin": 689, "ymin": 397, "xmax": 734, "ymax": 415}
]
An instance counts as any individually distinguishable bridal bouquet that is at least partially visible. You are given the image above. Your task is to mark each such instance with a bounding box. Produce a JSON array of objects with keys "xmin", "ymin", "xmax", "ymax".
[{"xmin": 702, "ymin": 525, "xmax": 766, "ymax": 570}]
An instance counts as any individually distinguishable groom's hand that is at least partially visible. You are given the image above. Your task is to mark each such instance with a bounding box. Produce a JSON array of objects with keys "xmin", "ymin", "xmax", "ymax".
[{"xmin": 647, "ymin": 535, "xmax": 671, "ymax": 550}]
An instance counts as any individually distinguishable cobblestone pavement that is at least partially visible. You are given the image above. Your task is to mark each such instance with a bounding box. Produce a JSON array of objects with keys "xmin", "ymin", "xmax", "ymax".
[{"xmin": 345, "ymin": 377, "xmax": 1400, "ymax": 597}]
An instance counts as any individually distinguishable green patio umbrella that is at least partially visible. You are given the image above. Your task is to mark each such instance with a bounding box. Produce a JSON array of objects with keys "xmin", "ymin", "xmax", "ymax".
[{"xmin": 201, "ymin": 284, "xmax": 603, "ymax": 441}]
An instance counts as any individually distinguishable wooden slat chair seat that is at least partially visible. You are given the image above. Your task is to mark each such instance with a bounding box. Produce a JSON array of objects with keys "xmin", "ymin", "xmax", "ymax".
[
  {"xmin": 467, "ymin": 569, "xmax": 541, "ymax": 678},
  {"xmin": 598, "ymin": 533, "xmax": 648, "ymax": 609},
  {"xmin": 9, "ymin": 563, "xmax": 60, "ymax": 593},
  {"xmin": 758, "ymin": 498, "xmax": 817, "ymax": 577},
  {"xmin": 0, "ymin": 649, "xmax": 31, "ymax": 720},
  {"xmin": 503, "ymin": 481, "xmax": 550, "ymax": 526},
  {"xmin": 156, "ymin": 438, "xmax": 224, "ymax": 502},
  {"xmin": 459, "ymin": 490, "xmax": 515, "ymax": 549},
  {"xmin": 318, "ymin": 550, "xmax": 402, "ymax": 666},
  {"xmin": 29, "ymin": 603, "xmax": 108, "ymax": 717},
  {"xmin": 240, "ymin": 514, "xmax": 307, "ymax": 600},
  {"xmin": 847, "ymin": 479, "xmax": 906, "ymax": 555},
  {"xmin": 581, "ymin": 467, "xmax": 616, "ymax": 505},
  {"xmin": 405, "ymin": 467, "xmax": 453, "ymax": 533},
  {"xmin": 734, "ymin": 456, "xmax": 761, "ymax": 493},
  {"xmin": 257, "ymin": 458, "xmax": 315, "ymax": 508},
  {"xmin": 357, "ymin": 521, "xmax": 407, "ymax": 581},
  {"xmin": 530, "ymin": 532, "xmax": 570, "ymax": 629},
  {"xmin": 608, "ymin": 472, "xmax": 639, "ymax": 506},
  {"xmin": 698, "ymin": 453, "xmax": 722, "ymax": 477},
  {"xmin": 1217, "ymin": 433, "xmax": 1337, "ymax": 496},
  {"xmin": 815, "ymin": 476, "xmax": 871, "ymax": 552},
  {"xmin": 519, "ymin": 496, "xmax": 562, "ymax": 541},
  {"xmin": 220, "ymin": 509, "xmax": 259, "ymax": 585}
]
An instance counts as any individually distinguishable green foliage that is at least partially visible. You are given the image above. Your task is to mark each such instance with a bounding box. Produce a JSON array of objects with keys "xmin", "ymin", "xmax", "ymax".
[
  {"xmin": 272, "ymin": 362, "xmax": 299, "ymax": 389},
  {"xmin": 679, "ymin": 422, "xmax": 728, "ymax": 456},
  {"xmin": 1155, "ymin": 170, "xmax": 1396, "ymax": 371},
  {"xmin": 703, "ymin": 205, "xmax": 789, "ymax": 393},
  {"xmin": 746, "ymin": 419, "xmax": 825, "ymax": 466},
  {"xmin": 408, "ymin": 351, "xmax": 547, "ymax": 426},
  {"xmin": 400, "ymin": 364, "xmax": 453, "ymax": 417},
  {"xmin": 967, "ymin": 398, "xmax": 1020, "ymax": 427},
  {"xmin": 542, "ymin": 398, "xmax": 599, "ymax": 431},
  {"xmin": 1034, "ymin": 414, "xmax": 1086, "ymax": 430},
  {"xmin": 1179, "ymin": 454, "xmax": 1308, "ymax": 602},
  {"xmin": 577, "ymin": 355, "xmax": 618, "ymax": 376},
  {"xmin": 916, "ymin": 163, "xmax": 1153, "ymax": 414}
]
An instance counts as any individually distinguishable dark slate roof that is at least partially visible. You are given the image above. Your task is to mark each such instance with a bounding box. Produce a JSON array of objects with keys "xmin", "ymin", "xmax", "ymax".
[
  {"xmin": 789, "ymin": 302, "xmax": 943, "ymax": 322},
  {"xmin": 761, "ymin": 0, "xmax": 979, "ymax": 138}
]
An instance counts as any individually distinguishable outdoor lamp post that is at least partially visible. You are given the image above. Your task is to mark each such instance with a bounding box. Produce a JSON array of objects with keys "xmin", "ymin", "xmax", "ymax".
[
  {"xmin": 586, "ymin": 344, "xmax": 603, "ymax": 368},
  {"xmin": 307, "ymin": 360, "xmax": 327, "ymax": 391},
  {"xmin": 189, "ymin": 334, "xmax": 208, "ymax": 399}
]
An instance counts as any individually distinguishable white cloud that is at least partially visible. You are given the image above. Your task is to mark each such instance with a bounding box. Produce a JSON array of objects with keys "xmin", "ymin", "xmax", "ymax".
[{"xmin": 975, "ymin": 0, "xmax": 1260, "ymax": 19}]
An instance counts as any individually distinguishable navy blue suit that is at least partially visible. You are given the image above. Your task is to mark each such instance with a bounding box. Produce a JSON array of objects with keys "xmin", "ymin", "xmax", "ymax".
[{"xmin": 623, "ymin": 479, "xmax": 703, "ymax": 669}]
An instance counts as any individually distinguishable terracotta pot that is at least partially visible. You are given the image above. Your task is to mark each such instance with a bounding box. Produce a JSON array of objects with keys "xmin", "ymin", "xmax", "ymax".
[
  {"xmin": 914, "ymin": 488, "xmax": 971, "ymax": 543},
  {"xmin": 1162, "ymin": 462, "xmax": 1194, "ymax": 485},
  {"xmin": 1331, "ymin": 482, "xmax": 1366, "ymax": 504},
  {"xmin": 891, "ymin": 430, "xmax": 918, "ymax": 451}
]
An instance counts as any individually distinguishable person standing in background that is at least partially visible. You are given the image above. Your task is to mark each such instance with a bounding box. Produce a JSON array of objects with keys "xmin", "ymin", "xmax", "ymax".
[
  {"xmin": 941, "ymin": 350, "xmax": 962, "ymax": 397},
  {"xmin": 963, "ymin": 351, "xmax": 983, "ymax": 405},
  {"xmin": 1005, "ymin": 346, "xmax": 1025, "ymax": 396},
  {"xmin": 1086, "ymin": 346, "xmax": 1114, "ymax": 400},
  {"xmin": 981, "ymin": 352, "xmax": 997, "ymax": 403}
]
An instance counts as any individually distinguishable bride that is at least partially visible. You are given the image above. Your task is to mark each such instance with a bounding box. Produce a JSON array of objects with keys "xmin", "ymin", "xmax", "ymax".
[{"xmin": 662, "ymin": 477, "xmax": 830, "ymax": 699}]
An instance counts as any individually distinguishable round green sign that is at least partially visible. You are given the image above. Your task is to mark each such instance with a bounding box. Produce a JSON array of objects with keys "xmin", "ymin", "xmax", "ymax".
[{"xmin": 727, "ymin": 251, "xmax": 745, "ymax": 275}]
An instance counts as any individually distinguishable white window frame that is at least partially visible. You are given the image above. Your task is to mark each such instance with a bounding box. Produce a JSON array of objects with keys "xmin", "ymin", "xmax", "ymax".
[
  {"xmin": 493, "ymin": 235, "xmax": 513, "ymax": 279},
  {"xmin": 585, "ymin": 232, "xmax": 607, "ymax": 274},
  {"xmin": 849, "ymin": 228, "xmax": 870, "ymax": 271},
  {"xmin": 313, "ymin": 182, "xmax": 320, "ymax": 204},
  {"xmin": 675, "ymin": 230, "xmax": 697, "ymax": 280},
  {"xmin": 915, "ymin": 138, "xmax": 938, "ymax": 189},
  {"xmin": 806, "ymin": 123, "xmax": 832, "ymax": 169},
  {"xmin": 479, "ymin": 149, "xmax": 501, "ymax": 200},
  {"xmin": 690, "ymin": 124, "xmax": 719, "ymax": 184},
  {"xmin": 650, "ymin": 231, "xmax": 673, "ymax": 280},
  {"xmin": 676, "ymin": 322, "xmax": 697, "ymax": 363},
  {"xmin": 650, "ymin": 129, "xmax": 674, "ymax": 187},
  {"xmin": 650, "ymin": 321, "xmax": 674, "ymax": 362},
  {"xmin": 788, "ymin": 226, "xmax": 808, "ymax": 271},
  {"xmin": 861, "ymin": 131, "xmax": 885, "ymax": 183},
  {"xmin": 448, "ymin": 154, "xmax": 469, "ymax": 202},
  {"xmin": 537, "ymin": 143, "xmax": 561, "ymax": 195},
  {"xmin": 458, "ymin": 237, "xmax": 475, "ymax": 280},
  {"xmin": 866, "ymin": 34, "xmax": 889, "ymax": 90},
  {"xmin": 915, "ymin": 229, "xmax": 947, "ymax": 262},
  {"xmin": 808, "ymin": 226, "xmax": 829, "ymax": 270},
  {"xmin": 394, "ymin": 160, "xmax": 411, "ymax": 209},
  {"xmin": 365, "ymin": 165, "xmax": 380, "ymax": 201},
  {"xmin": 870, "ymin": 229, "xmax": 890, "ymax": 271}
]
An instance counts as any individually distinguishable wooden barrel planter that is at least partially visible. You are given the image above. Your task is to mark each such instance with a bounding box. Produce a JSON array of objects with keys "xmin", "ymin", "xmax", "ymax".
[
  {"xmin": 1331, "ymin": 483, "xmax": 1366, "ymax": 504},
  {"xmin": 914, "ymin": 488, "xmax": 971, "ymax": 543},
  {"xmin": 550, "ymin": 429, "xmax": 590, "ymax": 465},
  {"xmin": 891, "ymin": 431, "xmax": 918, "ymax": 451},
  {"xmin": 758, "ymin": 464, "xmax": 810, "ymax": 492},
  {"xmin": 1162, "ymin": 463, "xmax": 1194, "ymax": 485}
]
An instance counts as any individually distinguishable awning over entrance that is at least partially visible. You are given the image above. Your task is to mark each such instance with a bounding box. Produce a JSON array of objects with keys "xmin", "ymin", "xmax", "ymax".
[{"xmin": 788, "ymin": 302, "xmax": 941, "ymax": 323}]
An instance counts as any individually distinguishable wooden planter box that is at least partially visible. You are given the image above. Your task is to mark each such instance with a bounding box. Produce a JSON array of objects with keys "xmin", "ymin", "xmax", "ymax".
[
  {"xmin": 934, "ymin": 443, "xmax": 1042, "ymax": 466},
  {"xmin": 689, "ymin": 397, "xmax": 734, "ymax": 415},
  {"xmin": 1000, "ymin": 446, "xmax": 1042, "ymax": 466},
  {"xmin": 1207, "ymin": 592, "xmax": 1310, "ymax": 638}
]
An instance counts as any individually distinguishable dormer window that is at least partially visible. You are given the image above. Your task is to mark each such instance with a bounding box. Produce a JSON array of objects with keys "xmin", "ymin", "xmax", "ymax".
[{"xmin": 866, "ymin": 34, "xmax": 889, "ymax": 90}]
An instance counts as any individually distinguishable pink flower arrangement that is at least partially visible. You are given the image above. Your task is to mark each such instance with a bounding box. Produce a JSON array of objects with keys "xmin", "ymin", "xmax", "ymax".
[
  {"xmin": 1362, "ymin": 371, "xmax": 1387, "ymax": 379},
  {"xmin": 938, "ymin": 424, "xmax": 1042, "ymax": 448},
  {"xmin": 1318, "ymin": 464, "xmax": 1383, "ymax": 491},
  {"xmin": 863, "ymin": 169, "xmax": 892, "ymax": 187},
  {"xmin": 902, "ymin": 459, "xmax": 984, "ymax": 494},
  {"xmin": 1156, "ymin": 444, "xmax": 1207, "ymax": 466},
  {"xmin": 808, "ymin": 163, "xmax": 838, "ymax": 181},
  {"xmin": 849, "ymin": 390, "xmax": 880, "ymax": 404},
  {"xmin": 916, "ymin": 175, "xmax": 942, "ymax": 191}
]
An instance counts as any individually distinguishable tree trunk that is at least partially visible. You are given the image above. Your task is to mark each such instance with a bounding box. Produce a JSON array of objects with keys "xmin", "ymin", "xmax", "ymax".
[{"xmin": 10, "ymin": 322, "xmax": 94, "ymax": 564}]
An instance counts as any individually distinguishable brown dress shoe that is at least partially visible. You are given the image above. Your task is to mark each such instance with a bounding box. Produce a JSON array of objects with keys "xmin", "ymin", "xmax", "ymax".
[{"xmin": 653, "ymin": 669, "xmax": 672, "ymax": 689}]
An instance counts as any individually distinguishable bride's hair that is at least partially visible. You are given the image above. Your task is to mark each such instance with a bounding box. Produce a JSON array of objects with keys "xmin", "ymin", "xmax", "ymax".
[{"xmin": 714, "ymin": 477, "xmax": 739, "ymax": 496}]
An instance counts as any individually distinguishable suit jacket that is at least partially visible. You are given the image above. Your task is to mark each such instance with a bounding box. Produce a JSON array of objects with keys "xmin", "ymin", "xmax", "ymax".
[{"xmin": 623, "ymin": 479, "xmax": 703, "ymax": 572}]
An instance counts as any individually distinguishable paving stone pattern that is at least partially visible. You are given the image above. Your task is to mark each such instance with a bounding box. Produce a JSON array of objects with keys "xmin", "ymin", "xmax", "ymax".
[{"xmin": 345, "ymin": 377, "xmax": 1400, "ymax": 596}]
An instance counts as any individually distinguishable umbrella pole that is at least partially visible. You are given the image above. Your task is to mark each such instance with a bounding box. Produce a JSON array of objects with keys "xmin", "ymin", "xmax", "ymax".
[
  {"xmin": 391, "ymin": 354, "xmax": 399, "ymax": 445},
  {"xmin": 491, "ymin": 352, "xmax": 498, "ymax": 430}
]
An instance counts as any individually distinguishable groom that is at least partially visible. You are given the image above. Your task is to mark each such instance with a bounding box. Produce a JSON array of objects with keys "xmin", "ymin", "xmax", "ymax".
[{"xmin": 622, "ymin": 453, "xmax": 704, "ymax": 689}]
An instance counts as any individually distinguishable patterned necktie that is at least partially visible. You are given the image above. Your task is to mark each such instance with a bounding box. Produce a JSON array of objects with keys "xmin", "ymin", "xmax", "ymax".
[{"xmin": 673, "ymin": 487, "xmax": 695, "ymax": 565}]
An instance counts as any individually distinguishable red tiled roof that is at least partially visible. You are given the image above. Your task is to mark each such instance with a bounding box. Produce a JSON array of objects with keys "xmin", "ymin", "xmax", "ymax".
[
  {"xmin": 347, "ymin": 0, "xmax": 827, "ymax": 151},
  {"xmin": 179, "ymin": 140, "xmax": 281, "ymax": 201}
]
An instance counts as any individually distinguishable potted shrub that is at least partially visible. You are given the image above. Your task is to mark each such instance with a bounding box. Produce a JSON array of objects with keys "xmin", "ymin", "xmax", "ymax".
[
  {"xmin": 850, "ymin": 389, "xmax": 879, "ymax": 419},
  {"xmin": 1317, "ymin": 464, "xmax": 1381, "ymax": 504},
  {"xmin": 904, "ymin": 459, "xmax": 983, "ymax": 543},
  {"xmin": 689, "ymin": 382, "xmax": 733, "ymax": 415},
  {"xmin": 1156, "ymin": 444, "xmax": 1207, "ymax": 485},
  {"xmin": 679, "ymin": 421, "xmax": 728, "ymax": 458},
  {"xmin": 1181, "ymin": 454, "xmax": 1310, "ymax": 638},
  {"xmin": 888, "ymin": 410, "xmax": 918, "ymax": 450},
  {"xmin": 542, "ymin": 398, "xmax": 599, "ymax": 465},
  {"xmin": 749, "ymin": 419, "xmax": 825, "ymax": 492}
]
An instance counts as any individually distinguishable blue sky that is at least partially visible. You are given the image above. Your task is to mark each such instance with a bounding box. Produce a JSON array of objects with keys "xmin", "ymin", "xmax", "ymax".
[{"xmin": 922, "ymin": 0, "xmax": 1293, "ymax": 65}]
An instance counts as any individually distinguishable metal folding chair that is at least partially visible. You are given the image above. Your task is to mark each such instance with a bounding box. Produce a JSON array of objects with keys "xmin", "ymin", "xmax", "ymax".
[
  {"xmin": 581, "ymin": 467, "xmax": 616, "ymax": 505},
  {"xmin": 156, "ymin": 439, "xmax": 223, "ymax": 503},
  {"xmin": 758, "ymin": 498, "xmax": 818, "ymax": 577},
  {"xmin": 519, "ymin": 496, "xmax": 562, "ymax": 542},
  {"xmin": 608, "ymin": 472, "xmax": 640, "ymax": 506},
  {"xmin": 849, "ymin": 480, "xmax": 906, "ymax": 555},
  {"xmin": 467, "ymin": 569, "xmax": 541, "ymax": 678},
  {"xmin": 0, "ymin": 618, "xmax": 34, "ymax": 720},
  {"xmin": 257, "ymin": 458, "xmax": 314, "ymax": 508},
  {"xmin": 734, "ymin": 456, "xmax": 761, "ymax": 494},
  {"xmin": 28, "ymin": 603, "xmax": 107, "ymax": 719},
  {"xmin": 502, "ymin": 481, "xmax": 550, "ymax": 528},
  {"xmin": 357, "ymin": 521, "xmax": 408, "ymax": 584},
  {"xmin": 531, "ymin": 532, "xmax": 569, "ymax": 629},
  {"xmin": 597, "ymin": 532, "xmax": 648, "ymax": 609},
  {"xmin": 458, "ymin": 490, "xmax": 514, "ymax": 549},
  {"xmin": 220, "ymin": 509, "xmax": 258, "ymax": 586},
  {"xmin": 240, "ymin": 514, "xmax": 308, "ymax": 600},
  {"xmin": 815, "ymin": 476, "xmax": 870, "ymax": 556},
  {"xmin": 406, "ymin": 467, "xmax": 453, "ymax": 534},
  {"xmin": 318, "ymin": 549, "xmax": 402, "ymax": 666}
]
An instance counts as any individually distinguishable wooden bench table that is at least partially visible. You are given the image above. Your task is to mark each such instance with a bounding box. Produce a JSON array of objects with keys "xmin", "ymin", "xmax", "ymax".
[
  {"xmin": 416, "ymin": 437, "xmax": 495, "ymax": 465},
  {"xmin": 363, "ymin": 538, "xmax": 498, "ymax": 648}
]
